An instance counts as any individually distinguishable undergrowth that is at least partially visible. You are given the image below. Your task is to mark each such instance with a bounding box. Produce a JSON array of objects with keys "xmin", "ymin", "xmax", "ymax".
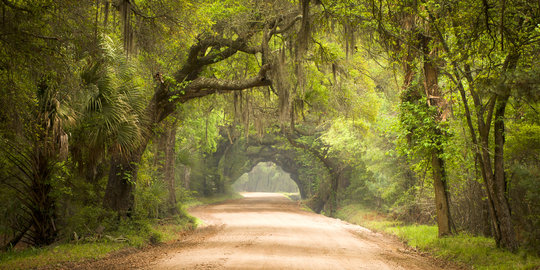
[
  {"xmin": 0, "ymin": 213, "xmax": 195, "ymax": 270},
  {"xmin": 336, "ymin": 204, "xmax": 540, "ymax": 270},
  {"xmin": 0, "ymin": 196, "xmax": 229, "ymax": 270},
  {"xmin": 0, "ymin": 191, "xmax": 243, "ymax": 269}
]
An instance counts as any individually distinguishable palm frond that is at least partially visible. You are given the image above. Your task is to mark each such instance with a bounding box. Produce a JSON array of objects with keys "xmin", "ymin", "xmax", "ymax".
[{"xmin": 75, "ymin": 34, "xmax": 147, "ymax": 159}]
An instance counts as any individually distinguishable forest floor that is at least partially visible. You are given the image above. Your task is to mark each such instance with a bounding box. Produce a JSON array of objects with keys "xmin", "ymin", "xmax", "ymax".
[{"xmin": 66, "ymin": 192, "xmax": 462, "ymax": 270}]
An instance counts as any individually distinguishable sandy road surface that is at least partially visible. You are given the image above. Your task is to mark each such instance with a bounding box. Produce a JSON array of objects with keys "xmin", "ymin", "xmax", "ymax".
[{"xmin": 148, "ymin": 192, "xmax": 457, "ymax": 270}]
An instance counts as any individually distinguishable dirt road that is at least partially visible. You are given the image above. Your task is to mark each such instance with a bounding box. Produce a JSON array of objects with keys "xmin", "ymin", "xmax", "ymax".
[{"xmin": 147, "ymin": 192, "xmax": 457, "ymax": 270}]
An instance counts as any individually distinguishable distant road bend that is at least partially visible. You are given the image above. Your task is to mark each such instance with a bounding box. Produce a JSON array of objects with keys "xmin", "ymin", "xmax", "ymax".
[{"xmin": 149, "ymin": 192, "xmax": 455, "ymax": 270}]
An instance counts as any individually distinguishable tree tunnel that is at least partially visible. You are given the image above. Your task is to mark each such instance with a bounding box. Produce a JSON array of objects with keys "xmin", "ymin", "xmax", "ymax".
[
  {"xmin": 207, "ymin": 133, "xmax": 318, "ymax": 199},
  {"xmin": 232, "ymin": 162, "xmax": 299, "ymax": 194},
  {"xmin": 198, "ymin": 132, "xmax": 353, "ymax": 214}
]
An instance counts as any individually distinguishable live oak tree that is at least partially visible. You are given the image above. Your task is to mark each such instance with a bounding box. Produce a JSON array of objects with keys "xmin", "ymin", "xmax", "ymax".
[{"xmin": 102, "ymin": 0, "xmax": 306, "ymax": 215}]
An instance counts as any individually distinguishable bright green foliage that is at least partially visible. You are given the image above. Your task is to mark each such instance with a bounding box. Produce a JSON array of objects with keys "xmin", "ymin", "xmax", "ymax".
[
  {"xmin": 337, "ymin": 205, "xmax": 540, "ymax": 270},
  {"xmin": 397, "ymin": 95, "xmax": 449, "ymax": 176},
  {"xmin": 76, "ymin": 35, "xmax": 147, "ymax": 157}
]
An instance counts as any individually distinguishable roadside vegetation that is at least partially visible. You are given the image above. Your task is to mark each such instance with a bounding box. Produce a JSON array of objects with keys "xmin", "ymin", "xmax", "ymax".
[
  {"xmin": 0, "ymin": 218, "xmax": 190, "ymax": 270},
  {"xmin": 0, "ymin": 242, "xmax": 126, "ymax": 270},
  {"xmin": 0, "ymin": 192, "xmax": 242, "ymax": 270},
  {"xmin": 337, "ymin": 205, "xmax": 540, "ymax": 270}
]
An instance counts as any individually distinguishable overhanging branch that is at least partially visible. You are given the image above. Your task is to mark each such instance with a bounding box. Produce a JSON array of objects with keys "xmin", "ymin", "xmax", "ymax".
[
  {"xmin": 180, "ymin": 64, "xmax": 272, "ymax": 101},
  {"xmin": 272, "ymin": 15, "xmax": 303, "ymax": 35}
]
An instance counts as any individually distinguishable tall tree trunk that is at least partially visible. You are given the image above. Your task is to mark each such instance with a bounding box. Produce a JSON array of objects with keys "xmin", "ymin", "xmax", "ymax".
[
  {"xmin": 456, "ymin": 52, "xmax": 519, "ymax": 251},
  {"xmin": 103, "ymin": 1, "xmax": 110, "ymax": 28},
  {"xmin": 164, "ymin": 118, "xmax": 178, "ymax": 215},
  {"xmin": 28, "ymin": 149, "xmax": 58, "ymax": 246},
  {"xmin": 422, "ymin": 38, "xmax": 453, "ymax": 236},
  {"xmin": 94, "ymin": 0, "xmax": 100, "ymax": 41},
  {"xmin": 488, "ymin": 52, "xmax": 519, "ymax": 251},
  {"xmin": 478, "ymin": 130, "xmax": 502, "ymax": 241},
  {"xmin": 453, "ymin": 65, "xmax": 494, "ymax": 236},
  {"xmin": 491, "ymin": 93, "xmax": 518, "ymax": 250},
  {"xmin": 285, "ymin": 133, "xmax": 347, "ymax": 215},
  {"xmin": 431, "ymin": 147, "xmax": 452, "ymax": 236}
]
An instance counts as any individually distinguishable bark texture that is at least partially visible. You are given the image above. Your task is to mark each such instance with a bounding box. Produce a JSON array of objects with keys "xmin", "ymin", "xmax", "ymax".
[
  {"xmin": 103, "ymin": 151, "xmax": 142, "ymax": 216},
  {"xmin": 456, "ymin": 53, "xmax": 520, "ymax": 251},
  {"xmin": 156, "ymin": 117, "xmax": 179, "ymax": 215},
  {"xmin": 422, "ymin": 38, "xmax": 453, "ymax": 236}
]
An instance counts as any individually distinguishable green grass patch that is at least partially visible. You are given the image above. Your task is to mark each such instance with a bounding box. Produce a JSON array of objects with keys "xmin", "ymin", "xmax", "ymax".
[
  {"xmin": 0, "ymin": 242, "xmax": 126, "ymax": 270},
  {"xmin": 337, "ymin": 204, "xmax": 540, "ymax": 270},
  {"xmin": 300, "ymin": 203, "xmax": 314, "ymax": 213},
  {"xmin": 153, "ymin": 221, "xmax": 192, "ymax": 243},
  {"xmin": 281, "ymin": 192, "xmax": 301, "ymax": 201},
  {"xmin": 0, "ymin": 213, "xmax": 197, "ymax": 269}
]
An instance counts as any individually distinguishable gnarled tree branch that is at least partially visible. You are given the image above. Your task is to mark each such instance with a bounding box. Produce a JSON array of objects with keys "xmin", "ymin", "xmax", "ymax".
[{"xmin": 181, "ymin": 64, "xmax": 272, "ymax": 101}]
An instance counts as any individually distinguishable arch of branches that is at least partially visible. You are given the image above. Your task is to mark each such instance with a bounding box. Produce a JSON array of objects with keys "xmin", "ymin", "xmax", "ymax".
[{"xmin": 199, "ymin": 132, "xmax": 352, "ymax": 214}]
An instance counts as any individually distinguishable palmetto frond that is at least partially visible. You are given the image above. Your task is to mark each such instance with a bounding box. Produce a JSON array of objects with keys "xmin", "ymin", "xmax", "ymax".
[{"xmin": 77, "ymin": 35, "xmax": 146, "ymax": 158}]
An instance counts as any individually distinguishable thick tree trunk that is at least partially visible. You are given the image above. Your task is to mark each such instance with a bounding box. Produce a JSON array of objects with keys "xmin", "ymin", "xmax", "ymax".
[
  {"xmin": 285, "ymin": 133, "xmax": 347, "ymax": 215},
  {"xmin": 478, "ymin": 125, "xmax": 504, "ymax": 243},
  {"xmin": 2, "ymin": 142, "xmax": 59, "ymax": 247},
  {"xmin": 156, "ymin": 120, "xmax": 178, "ymax": 215},
  {"xmin": 475, "ymin": 98, "xmax": 518, "ymax": 251},
  {"xmin": 488, "ymin": 52, "xmax": 519, "ymax": 251},
  {"xmin": 422, "ymin": 41, "xmax": 453, "ymax": 236},
  {"xmin": 103, "ymin": 82, "xmax": 165, "ymax": 216},
  {"xmin": 2, "ymin": 144, "xmax": 59, "ymax": 247},
  {"xmin": 103, "ymin": 149, "xmax": 143, "ymax": 216},
  {"xmin": 453, "ymin": 68, "xmax": 494, "ymax": 236},
  {"xmin": 307, "ymin": 194, "xmax": 326, "ymax": 214},
  {"xmin": 29, "ymin": 149, "xmax": 58, "ymax": 246}
]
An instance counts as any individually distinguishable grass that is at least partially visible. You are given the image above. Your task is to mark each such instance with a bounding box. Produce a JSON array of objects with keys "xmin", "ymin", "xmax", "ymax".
[
  {"xmin": 0, "ymin": 217, "xmax": 197, "ymax": 270},
  {"xmin": 0, "ymin": 242, "xmax": 126, "ymax": 270},
  {"xmin": 281, "ymin": 192, "xmax": 301, "ymax": 201},
  {"xmin": 336, "ymin": 204, "xmax": 540, "ymax": 270},
  {"xmin": 0, "ymin": 192, "xmax": 241, "ymax": 270}
]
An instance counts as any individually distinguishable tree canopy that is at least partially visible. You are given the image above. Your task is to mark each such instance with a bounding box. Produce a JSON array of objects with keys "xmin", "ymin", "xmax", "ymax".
[{"xmin": 0, "ymin": 0, "xmax": 539, "ymax": 255}]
